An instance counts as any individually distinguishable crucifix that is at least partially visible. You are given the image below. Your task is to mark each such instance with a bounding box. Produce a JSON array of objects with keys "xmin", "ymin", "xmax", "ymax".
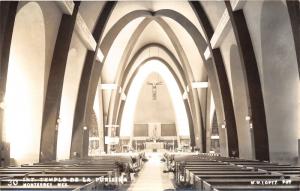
[{"xmin": 147, "ymin": 81, "xmax": 163, "ymax": 100}]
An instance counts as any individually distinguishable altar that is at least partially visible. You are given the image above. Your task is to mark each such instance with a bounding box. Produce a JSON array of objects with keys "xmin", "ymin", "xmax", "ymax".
[{"xmin": 145, "ymin": 142, "xmax": 164, "ymax": 151}]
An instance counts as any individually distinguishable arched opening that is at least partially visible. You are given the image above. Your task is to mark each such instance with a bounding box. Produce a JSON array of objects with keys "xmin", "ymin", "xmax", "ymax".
[
  {"xmin": 229, "ymin": 44, "xmax": 254, "ymax": 159},
  {"xmin": 120, "ymin": 59, "xmax": 190, "ymax": 150},
  {"xmin": 4, "ymin": 2, "xmax": 46, "ymax": 164},
  {"xmin": 209, "ymin": 111, "xmax": 220, "ymax": 153}
]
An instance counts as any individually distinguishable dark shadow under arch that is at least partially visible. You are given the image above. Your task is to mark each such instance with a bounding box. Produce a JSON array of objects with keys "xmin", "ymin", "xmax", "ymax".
[
  {"xmin": 286, "ymin": 0, "xmax": 300, "ymax": 78},
  {"xmin": 0, "ymin": 2, "xmax": 18, "ymax": 143}
]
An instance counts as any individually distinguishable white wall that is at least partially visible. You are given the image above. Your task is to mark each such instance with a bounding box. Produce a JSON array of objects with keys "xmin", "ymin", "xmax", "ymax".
[
  {"xmin": 134, "ymin": 73, "xmax": 176, "ymax": 124},
  {"xmin": 4, "ymin": 2, "xmax": 46, "ymax": 164}
]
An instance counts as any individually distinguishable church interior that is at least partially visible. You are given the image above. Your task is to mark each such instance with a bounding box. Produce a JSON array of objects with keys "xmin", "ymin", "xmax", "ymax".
[{"xmin": 0, "ymin": 0, "xmax": 299, "ymax": 190}]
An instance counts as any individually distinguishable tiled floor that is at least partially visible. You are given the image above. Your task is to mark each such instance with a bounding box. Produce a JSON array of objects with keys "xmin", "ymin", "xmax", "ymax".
[{"xmin": 128, "ymin": 152, "xmax": 175, "ymax": 191}]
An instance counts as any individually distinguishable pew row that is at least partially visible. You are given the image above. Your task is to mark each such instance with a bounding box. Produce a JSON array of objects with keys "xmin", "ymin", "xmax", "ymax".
[
  {"xmin": 164, "ymin": 152, "xmax": 300, "ymax": 191},
  {"xmin": 0, "ymin": 154, "xmax": 145, "ymax": 190}
]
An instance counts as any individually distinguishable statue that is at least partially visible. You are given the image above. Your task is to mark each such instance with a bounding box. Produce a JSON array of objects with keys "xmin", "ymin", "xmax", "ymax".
[{"xmin": 147, "ymin": 81, "xmax": 163, "ymax": 100}]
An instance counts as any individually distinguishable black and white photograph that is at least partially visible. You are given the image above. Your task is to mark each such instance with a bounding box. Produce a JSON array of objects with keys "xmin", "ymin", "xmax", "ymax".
[{"xmin": 0, "ymin": 0, "xmax": 299, "ymax": 190}]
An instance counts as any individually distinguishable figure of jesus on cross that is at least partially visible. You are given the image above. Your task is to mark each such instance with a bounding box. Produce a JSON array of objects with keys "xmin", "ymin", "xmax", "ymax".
[{"xmin": 147, "ymin": 81, "xmax": 163, "ymax": 100}]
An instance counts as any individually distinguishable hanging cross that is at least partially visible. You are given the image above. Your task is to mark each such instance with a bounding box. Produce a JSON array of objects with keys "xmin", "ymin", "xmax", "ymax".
[{"xmin": 147, "ymin": 81, "xmax": 163, "ymax": 100}]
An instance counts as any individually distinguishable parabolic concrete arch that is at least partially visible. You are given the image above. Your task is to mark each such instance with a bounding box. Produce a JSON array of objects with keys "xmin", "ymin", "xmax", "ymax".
[
  {"xmin": 41, "ymin": 2, "xmax": 80, "ymax": 162},
  {"xmin": 104, "ymin": 18, "xmax": 153, "ymax": 127},
  {"xmin": 71, "ymin": 3, "xmax": 238, "ymax": 156},
  {"xmin": 111, "ymin": 43, "xmax": 187, "ymax": 126},
  {"xmin": 120, "ymin": 59, "xmax": 190, "ymax": 144},
  {"xmin": 101, "ymin": 8, "xmax": 236, "ymax": 153},
  {"xmin": 101, "ymin": 12, "xmax": 206, "ymax": 149},
  {"xmin": 116, "ymin": 57, "xmax": 195, "ymax": 149},
  {"xmin": 100, "ymin": 10, "xmax": 153, "ymax": 56},
  {"xmin": 190, "ymin": 1, "xmax": 239, "ymax": 157},
  {"xmin": 224, "ymin": 0, "xmax": 267, "ymax": 160},
  {"xmin": 70, "ymin": 1, "xmax": 116, "ymax": 158},
  {"xmin": 112, "ymin": 46, "xmax": 196, "ymax": 149}
]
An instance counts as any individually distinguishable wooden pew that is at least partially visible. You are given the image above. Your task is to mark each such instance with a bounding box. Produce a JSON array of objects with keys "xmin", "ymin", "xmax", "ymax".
[
  {"xmin": 0, "ymin": 155, "xmax": 137, "ymax": 190},
  {"xmin": 168, "ymin": 152, "xmax": 300, "ymax": 191}
]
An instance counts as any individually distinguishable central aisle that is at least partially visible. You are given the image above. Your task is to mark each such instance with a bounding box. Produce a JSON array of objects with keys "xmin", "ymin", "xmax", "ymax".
[{"xmin": 128, "ymin": 152, "xmax": 175, "ymax": 191}]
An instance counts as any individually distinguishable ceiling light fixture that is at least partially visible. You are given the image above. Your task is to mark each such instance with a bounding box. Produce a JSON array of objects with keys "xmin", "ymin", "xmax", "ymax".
[
  {"xmin": 245, "ymin": 115, "xmax": 251, "ymax": 121},
  {"xmin": 182, "ymin": 91, "xmax": 188, "ymax": 100},
  {"xmin": 192, "ymin": 82, "xmax": 209, "ymax": 89},
  {"xmin": 99, "ymin": 83, "xmax": 118, "ymax": 90},
  {"xmin": 211, "ymin": 135, "xmax": 220, "ymax": 139},
  {"xmin": 221, "ymin": 120, "xmax": 226, "ymax": 129},
  {"xmin": 121, "ymin": 92, "xmax": 127, "ymax": 101}
]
